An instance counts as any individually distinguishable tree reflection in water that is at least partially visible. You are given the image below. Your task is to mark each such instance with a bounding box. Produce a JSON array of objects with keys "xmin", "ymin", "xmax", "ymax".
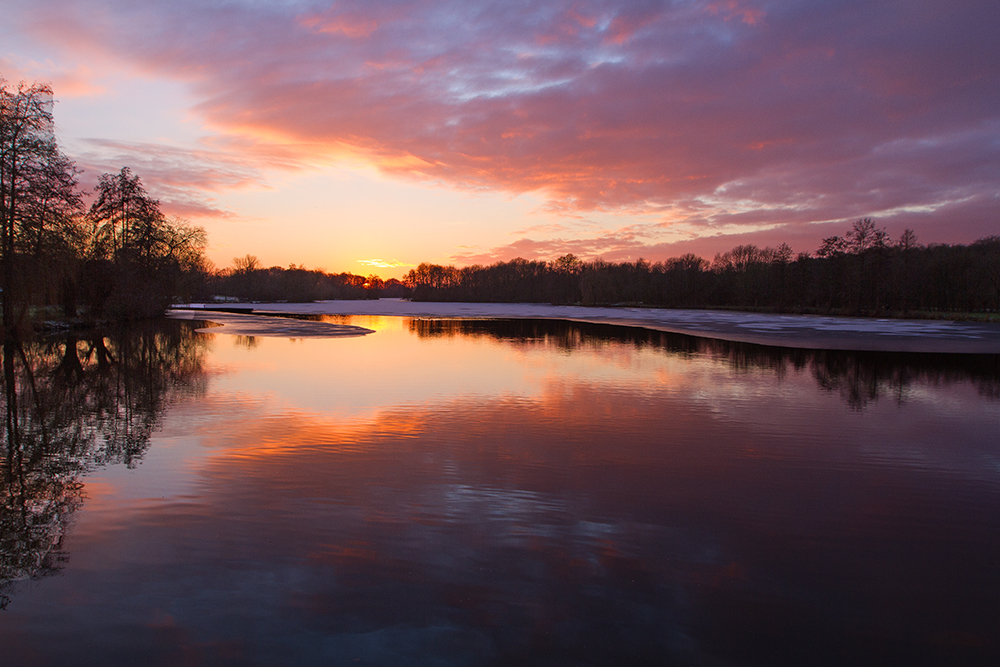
[
  {"xmin": 408, "ymin": 318, "xmax": 1000, "ymax": 409},
  {"xmin": 0, "ymin": 316, "xmax": 996, "ymax": 664},
  {"xmin": 0, "ymin": 320, "xmax": 207, "ymax": 607}
]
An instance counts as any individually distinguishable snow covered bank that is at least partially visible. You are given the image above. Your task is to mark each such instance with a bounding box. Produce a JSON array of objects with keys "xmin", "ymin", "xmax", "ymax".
[
  {"xmin": 168, "ymin": 309, "xmax": 374, "ymax": 338},
  {"xmin": 173, "ymin": 300, "xmax": 1000, "ymax": 353}
]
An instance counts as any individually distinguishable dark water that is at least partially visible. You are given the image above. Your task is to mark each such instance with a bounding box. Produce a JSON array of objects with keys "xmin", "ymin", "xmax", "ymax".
[{"xmin": 1, "ymin": 317, "xmax": 999, "ymax": 666}]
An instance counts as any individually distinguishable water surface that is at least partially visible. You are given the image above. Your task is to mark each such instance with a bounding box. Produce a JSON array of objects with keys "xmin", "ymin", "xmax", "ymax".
[{"xmin": 2, "ymin": 317, "xmax": 999, "ymax": 666}]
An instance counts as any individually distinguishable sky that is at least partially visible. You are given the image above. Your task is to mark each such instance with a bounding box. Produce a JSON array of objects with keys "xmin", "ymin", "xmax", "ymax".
[{"xmin": 3, "ymin": 0, "xmax": 998, "ymax": 278}]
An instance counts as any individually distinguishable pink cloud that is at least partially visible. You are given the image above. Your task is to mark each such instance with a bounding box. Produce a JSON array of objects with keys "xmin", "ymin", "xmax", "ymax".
[
  {"xmin": 70, "ymin": 138, "xmax": 277, "ymax": 220},
  {"xmin": 705, "ymin": 1, "xmax": 765, "ymax": 26},
  {"xmin": 602, "ymin": 2, "xmax": 664, "ymax": 45},
  {"xmin": 299, "ymin": 8, "xmax": 382, "ymax": 39},
  {"xmin": 0, "ymin": 57, "xmax": 106, "ymax": 97},
  {"xmin": 449, "ymin": 233, "xmax": 649, "ymax": 266}
]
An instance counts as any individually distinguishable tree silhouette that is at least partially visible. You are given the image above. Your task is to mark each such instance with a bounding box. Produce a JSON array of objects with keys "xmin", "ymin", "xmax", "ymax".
[
  {"xmin": 85, "ymin": 168, "xmax": 207, "ymax": 318},
  {"xmin": 1, "ymin": 79, "xmax": 82, "ymax": 338}
]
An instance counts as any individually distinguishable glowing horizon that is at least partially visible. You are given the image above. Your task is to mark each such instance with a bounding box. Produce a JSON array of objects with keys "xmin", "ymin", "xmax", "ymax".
[{"xmin": 4, "ymin": 0, "xmax": 998, "ymax": 279}]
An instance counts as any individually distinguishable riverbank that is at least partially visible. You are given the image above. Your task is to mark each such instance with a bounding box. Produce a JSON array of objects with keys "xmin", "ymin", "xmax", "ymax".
[{"xmin": 170, "ymin": 300, "xmax": 1000, "ymax": 354}]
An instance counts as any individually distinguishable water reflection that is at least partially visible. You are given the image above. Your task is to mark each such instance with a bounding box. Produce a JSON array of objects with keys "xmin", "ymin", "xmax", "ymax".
[
  {"xmin": 234, "ymin": 334, "xmax": 259, "ymax": 350},
  {"xmin": 1, "ymin": 317, "xmax": 998, "ymax": 666},
  {"xmin": 409, "ymin": 318, "xmax": 1000, "ymax": 409},
  {"xmin": 0, "ymin": 321, "xmax": 207, "ymax": 608}
]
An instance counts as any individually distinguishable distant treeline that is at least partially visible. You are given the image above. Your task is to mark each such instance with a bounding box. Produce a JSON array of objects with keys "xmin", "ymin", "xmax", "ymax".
[
  {"xmin": 403, "ymin": 219, "xmax": 1000, "ymax": 316},
  {"xmin": 204, "ymin": 254, "xmax": 409, "ymax": 302},
  {"xmin": 207, "ymin": 218, "xmax": 1000, "ymax": 317}
]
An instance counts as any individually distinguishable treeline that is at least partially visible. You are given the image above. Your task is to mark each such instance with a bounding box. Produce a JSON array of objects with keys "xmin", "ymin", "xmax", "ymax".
[
  {"xmin": 404, "ymin": 219, "xmax": 1000, "ymax": 316},
  {"xmin": 205, "ymin": 254, "xmax": 409, "ymax": 303},
  {"xmin": 1, "ymin": 79, "xmax": 207, "ymax": 337}
]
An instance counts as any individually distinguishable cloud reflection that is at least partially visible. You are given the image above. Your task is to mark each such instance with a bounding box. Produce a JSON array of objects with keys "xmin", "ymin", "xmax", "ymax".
[
  {"xmin": 80, "ymin": 324, "xmax": 1000, "ymax": 663},
  {"xmin": 2, "ymin": 317, "xmax": 998, "ymax": 663}
]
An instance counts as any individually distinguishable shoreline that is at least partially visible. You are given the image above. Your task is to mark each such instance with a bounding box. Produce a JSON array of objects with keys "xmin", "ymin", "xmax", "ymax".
[{"xmin": 171, "ymin": 300, "xmax": 1000, "ymax": 354}]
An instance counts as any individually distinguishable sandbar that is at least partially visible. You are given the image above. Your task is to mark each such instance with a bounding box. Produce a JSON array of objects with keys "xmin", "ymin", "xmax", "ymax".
[{"xmin": 168, "ymin": 309, "xmax": 374, "ymax": 338}]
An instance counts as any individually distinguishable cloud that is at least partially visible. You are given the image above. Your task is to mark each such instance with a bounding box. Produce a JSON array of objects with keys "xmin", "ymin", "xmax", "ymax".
[
  {"xmin": 1, "ymin": 55, "xmax": 105, "ymax": 97},
  {"xmin": 70, "ymin": 138, "xmax": 274, "ymax": 219},
  {"xmin": 298, "ymin": 4, "xmax": 406, "ymax": 39},
  {"xmin": 358, "ymin": 259, "xmax": 412, "ymax": 269},
  {"xmin": 12, "ymin": 0, "xmax": 1000, "ymax": 246},
  {"xmin": 705, "ymin": 1, "xmax": 765, "ymax": 26},
  {"xmin": 449, "ymin": 229, "xmax": 656, "ymax": 265},
  {"xmin": 511, "ymin": 221, "xmax": 578, "ymax": 235}
]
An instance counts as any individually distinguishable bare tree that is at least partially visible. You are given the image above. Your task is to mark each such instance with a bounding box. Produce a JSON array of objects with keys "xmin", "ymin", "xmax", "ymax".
[
  {"xmin": 844, "ymin": 218, "xmax": 889, "ymax": 254},
  {"xmin": 1, "ymin": 78, "xmax": 82, "ymax": 337},
  {"xmin": 85, "ymin": 168, "xmax": 206, "ymax": 317},
  {"xmin": 88, "ymin": 167, "xmax": 162, "ymax": 261},
  {"xmin": 232, "ymin": 254, "xmax": 261, "ymax": 273}
]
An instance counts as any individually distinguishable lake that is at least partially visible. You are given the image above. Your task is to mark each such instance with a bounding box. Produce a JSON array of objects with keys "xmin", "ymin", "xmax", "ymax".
[{"xmin": 1, "ymin": 316, "xmax": 998, "ymax": 666}]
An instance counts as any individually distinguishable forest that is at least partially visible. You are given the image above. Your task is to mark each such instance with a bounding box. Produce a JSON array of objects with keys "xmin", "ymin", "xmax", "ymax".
[{"xmin": 403, "ymin": 221, "xmax": 1000, "ymax": 317}]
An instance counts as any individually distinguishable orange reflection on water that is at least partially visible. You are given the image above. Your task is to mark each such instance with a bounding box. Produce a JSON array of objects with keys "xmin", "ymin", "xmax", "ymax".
[{"xmin": 6, "ymin": 317, "xmax": 998, "ymax": 665}]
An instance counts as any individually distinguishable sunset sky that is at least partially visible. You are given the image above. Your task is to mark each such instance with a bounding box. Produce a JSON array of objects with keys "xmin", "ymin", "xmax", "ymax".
[{"xmin": 4, "ymin": 0, "xmax": 998, "ymax": 278}]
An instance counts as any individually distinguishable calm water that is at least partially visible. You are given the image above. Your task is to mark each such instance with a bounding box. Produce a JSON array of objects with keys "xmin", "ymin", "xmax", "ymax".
[{"xmin": 1, "ymin": 317, "xmax": 999, "ymax": 666}]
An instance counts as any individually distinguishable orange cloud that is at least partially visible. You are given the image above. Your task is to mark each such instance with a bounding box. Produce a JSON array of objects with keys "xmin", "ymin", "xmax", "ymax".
[
  {"xmin": 299, "ymin": 11, "xmax": 379, "ymax": 39},
  {"xmin": 705, "ymin": 1, "xmax": 766, "ymax": 26},
  {"xmin": 358, "ymin": 259, "xmax": 412, "ymax": 269},
  {"xmin": 0, "ymin": 57, "xmax": 105, "ymax": 97}
]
